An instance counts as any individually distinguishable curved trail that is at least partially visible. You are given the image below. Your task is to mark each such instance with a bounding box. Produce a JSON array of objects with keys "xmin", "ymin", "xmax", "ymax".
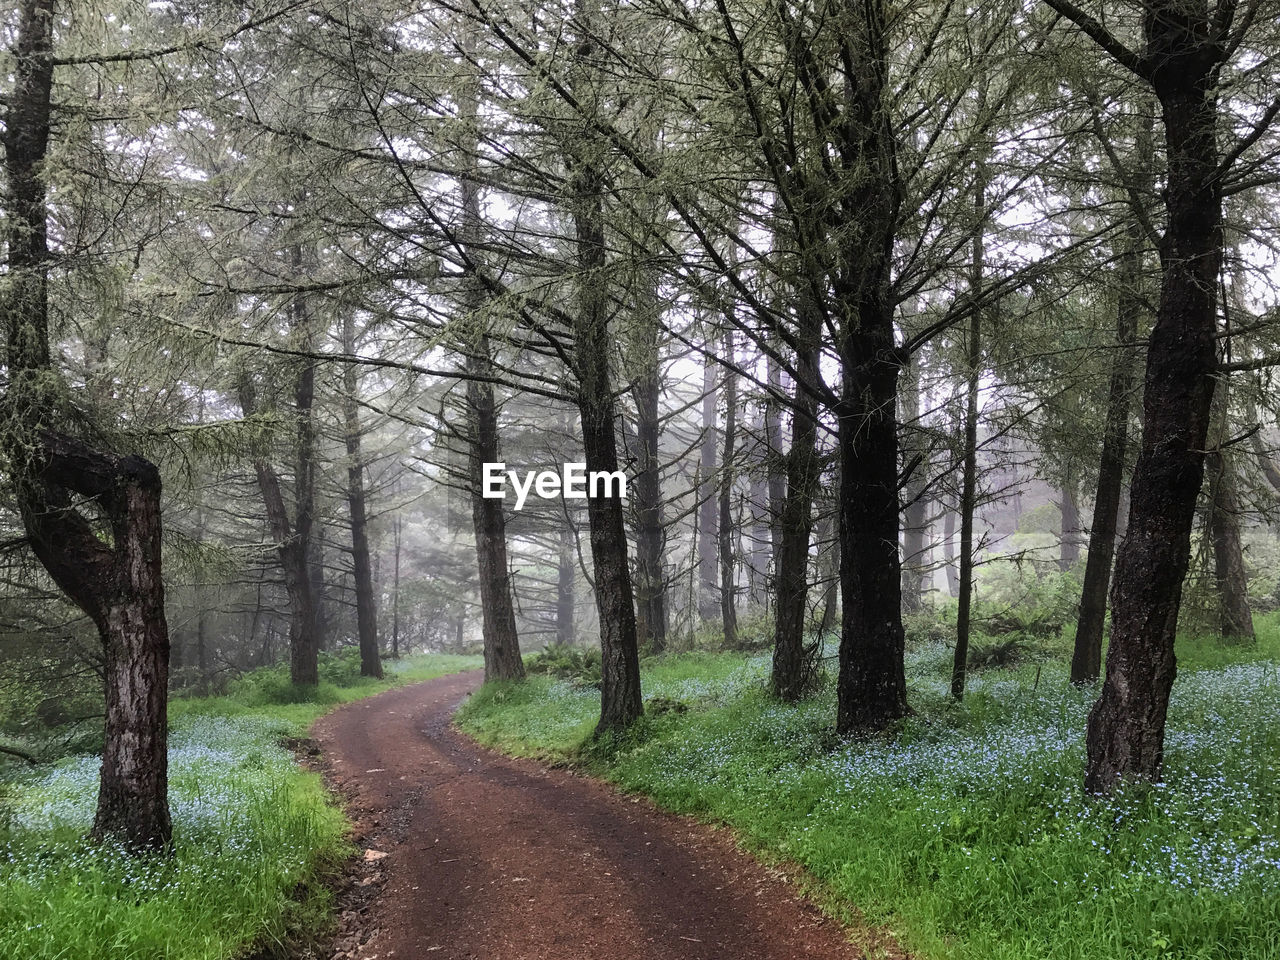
[{"xmin": 312, "ymin": 671, "xmax": 876, "ymax": 960}]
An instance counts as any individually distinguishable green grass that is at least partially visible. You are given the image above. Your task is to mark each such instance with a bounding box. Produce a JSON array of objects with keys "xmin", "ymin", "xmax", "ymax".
[
  {"xmin": 456, "ymin": 620, "xmax": 1280, "ymax": 960},
  {"xmin": 0, "ymin": 650, "xmax": 480, "ymax": 960}
]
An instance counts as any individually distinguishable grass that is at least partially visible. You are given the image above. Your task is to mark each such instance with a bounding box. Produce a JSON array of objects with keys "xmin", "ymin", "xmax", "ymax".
[
  {"xmin": 456, "ymin": 616, "xmax": 1280, "ymax": 960},
  {"xmin": 0, "ymin": 650, "xmax": 480, "ymax": 960}
]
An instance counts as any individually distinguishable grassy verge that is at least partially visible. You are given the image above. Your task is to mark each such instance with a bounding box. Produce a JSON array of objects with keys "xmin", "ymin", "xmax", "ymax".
[
  {"xmin": 0, "ymin": 651, "xmax": 479, "ymax": 960},
  {"xmin": 456, "ymin": 618, "xmax": 1280, "ymax": 960}
]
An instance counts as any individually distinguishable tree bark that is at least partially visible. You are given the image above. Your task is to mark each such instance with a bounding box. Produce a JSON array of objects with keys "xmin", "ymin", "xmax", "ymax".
[
  {"xmin": 771, "ymin": 300, "xmax": 821, "ymax": 699},
  {"xmin": 1084, "ymin": 7, "xmax": 1226, "ymax": 792},
  {"xmin": 457, "ymin": 32, "xmax": 525, "ymax": 681},
  {"xmin": 631, "ymin": 328, "xmax": 668, "ymax": 653},
  {"xmin": 1, "ymin": 0, "xmax": 172, "ymax": 850},
  {"xmin": 1207, "ymin": 383, "xmax": 1254, "ymax": 641},
  {"xmin": 291, "ymin": 245, "xmax": 326, "ymax": 657},
  {"xmin": 1073, "ymin": 219, "xmax": 1142, "ymax": 684},
  {"xmin": 568, "ymin": 7, "xmax": 642, "ymax": 731},
  {"xmin": 238, "ymin": 377, "xmax": 319, "ymax": 686},
  {"xmin": 466, "ymin": 342, "xmax": 525, "ymax": 681},
  {"xmin": 833, "ymin": 0, "xmax": 908, "ymax": 733},
  {"xmin": 341, "ymin": 314, "xmax": 383, "ymax": 679},
  {"xmin": 575, "ymin": 253, "xmax": 643, "ymax": 731}
]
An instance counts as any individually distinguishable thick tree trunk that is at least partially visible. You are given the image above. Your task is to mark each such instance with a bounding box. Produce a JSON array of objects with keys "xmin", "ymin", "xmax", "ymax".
[
  {"xmin": 19, "ymin": 440, "xmax": 174, "ymax": 851},
  {"xmin": 2, "ymin": 0, "xmax": 172, "ymax": 850},
  {"xmin": 771, "ymin": 303, "xmax": 821, "ymax": 699},
  {"xmin": 1085, "ymin": 14, "xmax": 1225, "ymax": 792},
  {"xmin": 719, "ymin": 331, "xmax": 739, "ymax": 648},
  {"xmin": 632, "ymin": 342, "xmax": 668, "ymax": 653},
  {"xmin": 837, "ymin": 347, "xmax": 909, "ymax": 731},
  {"xmin": 342, "ymin": 314, "xmax": 382, "ymax": 679},
  {"xmin": 87, "ymin": 452, "xmax": 172, "ymax": 849},
  {"xmin": 833, "ymin": 0, "xmax": 908, "ymax": 733},
  {"xmin": 698, "ymin": 357, "xmax": 720, "ymax": 619},
  {"xmin": 1074, "ymin": 221, "xmax": 1142, "ymax": 684}
]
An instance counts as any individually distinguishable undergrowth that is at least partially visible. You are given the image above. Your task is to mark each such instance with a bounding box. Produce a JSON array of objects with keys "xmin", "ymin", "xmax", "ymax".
[
  {"xmin": 456, "ymin": 613, "xmax": 1280, "ymax": 960},
  {"xmin": 0, "ymin": 650, "xmax": 479, "ymax": 960}
]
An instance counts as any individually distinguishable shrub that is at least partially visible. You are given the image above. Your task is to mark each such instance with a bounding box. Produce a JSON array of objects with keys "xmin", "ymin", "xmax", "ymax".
[
  {"xmin": 526, "ymin": 643, "xmax": 602, "ymax": 687},
  {"xmin": 967, "ymin": 637, "xmax": 1025, "ymax": 671}
]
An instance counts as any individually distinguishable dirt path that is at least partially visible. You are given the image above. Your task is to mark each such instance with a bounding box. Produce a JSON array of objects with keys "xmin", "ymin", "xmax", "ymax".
[{"xmin": 311, "ymin": 671, "xmax": 881, "ymax": 960}]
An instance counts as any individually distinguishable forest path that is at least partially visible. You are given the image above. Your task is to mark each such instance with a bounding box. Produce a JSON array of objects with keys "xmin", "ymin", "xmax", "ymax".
[{"xmin": 311, "ymin": 671, "xmax": 881, "ymax": 960}]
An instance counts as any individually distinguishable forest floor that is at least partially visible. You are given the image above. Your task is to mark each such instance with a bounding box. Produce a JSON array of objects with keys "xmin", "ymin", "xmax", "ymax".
[{"xmin": 312, "ymin": 669, "xmax": 893, "ymax": 960}]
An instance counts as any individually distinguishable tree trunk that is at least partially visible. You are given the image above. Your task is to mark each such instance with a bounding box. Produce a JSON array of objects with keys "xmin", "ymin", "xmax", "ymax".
[
  {"xmin": 309, "ymin": 549, "xmax": 330, "ymax": 653},
  {"xmin": 291, "ymin": 245, "xmax": 326, "ymax": 659},
  {"xmin": 771, "ymin": 301, "xmax": 821, "ymax": 699},
  {"xmin": 748, "ymin": 408, "xmax": 771, "ymax": 607},
  {"xmin": 698, "ymin": 356, "xmax": 720, "ymax": 619},
  {"xmin": 766, "ymin": 356, "xmax": 787, "ymax": 600},
  {"xmin": 23, "ymin": 440, "xmax": 174, "ymax": 851},
  {"xmin": 457, "ymin": 34, "xmax": 525, "ymax": 681},
  {"xmin": 1208, "ymin": 386, "xmax": 1254, "ymax": 641},
  {"xmin": 2, "ymin": 0, "xmax": 172, "ymax": 850},
  {"xmin": 817, "ymin": 509, "xmax": 840, "ymax": 636},
  {"xmin": 1208, "ymin": 448, "xmax": 1253, "ymax": 640},
  {"xmin": 719, "ymin": 331, "xmax": 739, "ymax": 648},
  {"xmin": 1073, "ymin": 218, "xmax": 1142, "ymax": 685},
  {"xmin": 391, "ymin": 514, "xmax": 402, "ymax": 658},
  {"xmin": 943, "ymin": 495, "xmax": 960, "ymax": 597},
  {"xmin": 837, "ymin": 350, "xmax": 909, "ymax": 731},
  {"xmin": 900, "ymin": 354, "xmax": 929, "ymax": 613},
  {"xmin": 833, "ymin": 0, "xmax": 908, "ymax": 733},
  {"xmin": 342, "ymin": 314, "xmax": 382, "ymax": 679},
  {"xmin": 466, "ymin": 347, "xmax": 526, "ymax": 681},
  {"xmin": 238, "ymin": 377, "xmax": 319, "ymax": 686},
  {"xmin": 1059, "ymin": 468, "xmax": 1081, "ymax": 571},
  {"xmin": 557, "ymin": 516, "xmax": 576, "ymax": 646},
  {"xmin": 567, "ymin": 17, "xmax": 642, "ymax": 730},
  {"xmin": 952, "ymin": 174, "xmax": 985, "ymax": 700},
  {"xmin": 1084, "ymin": 11, "xmax": 1225, "ymax": 793},
  {"xmin": 632, "ymin": 334, "xmax": 668, "ymax": 653}
]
